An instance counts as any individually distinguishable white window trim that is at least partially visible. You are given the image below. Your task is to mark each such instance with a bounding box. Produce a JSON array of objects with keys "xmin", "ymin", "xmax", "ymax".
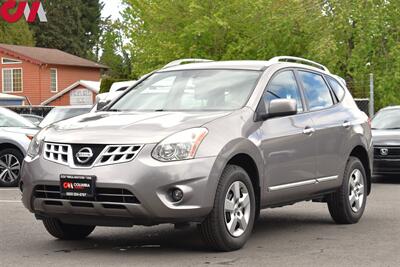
[
  {"xmin": 1, "ymin": 57, "xmax": 22, "ymax": 65},
  {"xmin": 2, "ymin": 68, "xmax": 23, "ymax": 93},
  {"xmin": 50, "ymin": 68, "xmax": 58, "ymax": 92}
]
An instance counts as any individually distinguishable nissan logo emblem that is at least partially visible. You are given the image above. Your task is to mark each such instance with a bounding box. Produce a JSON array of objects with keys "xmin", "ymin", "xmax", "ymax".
[
  {"xmin": 76, "ymin": 147, "xmax": 93, "ymax": 164},
  {"xmin": 380, "ymin": 148, "xmax": 389, "ymax": 156}
]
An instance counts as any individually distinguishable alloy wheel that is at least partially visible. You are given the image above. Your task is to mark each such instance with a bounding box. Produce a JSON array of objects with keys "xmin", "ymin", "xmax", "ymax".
[
  {"xmin": 224, "ymin": 181, "xmax": 251, "ymax": 237},
  {"xmin": 348, "ymin": 169, "xmax": 365, "ymax": 213},
  {"xmin": 0, "ymin": 154, "xmax": 21, "ymax": 184}
]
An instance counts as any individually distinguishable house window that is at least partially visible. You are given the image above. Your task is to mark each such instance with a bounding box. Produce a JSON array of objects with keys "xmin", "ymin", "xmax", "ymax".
[
  {"xmin": 1, "ymin": 58, "xmax": 22, "ymax": 64},
  {"xmin": 2, "ymin": 68, "xmax": 23, "ymax": 93},
  {"xmin": 50, "ymin": 68, "xmax": 58, "ymax": 92}
]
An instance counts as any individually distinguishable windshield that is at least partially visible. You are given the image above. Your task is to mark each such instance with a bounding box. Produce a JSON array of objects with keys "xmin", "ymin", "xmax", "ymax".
[
  {"xmin": 39, "ymin": 107, "xmax": 90, "ymax": 128},
  {"xmin": 371, "ymin": 109, "xmax": 400, "ymax": 130},
  {"xmin": 0, "ymin": 108, "xmax": 36, "ymax": 128},
  {"xmin": 110, "ymin": 69, "xmax": 262, "ymax": 111}
]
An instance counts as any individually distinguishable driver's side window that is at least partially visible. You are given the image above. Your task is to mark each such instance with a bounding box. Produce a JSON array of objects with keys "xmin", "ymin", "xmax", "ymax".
[{"xmin": 264, "ymin": 71, "xmax": 303, "ymax": 112}]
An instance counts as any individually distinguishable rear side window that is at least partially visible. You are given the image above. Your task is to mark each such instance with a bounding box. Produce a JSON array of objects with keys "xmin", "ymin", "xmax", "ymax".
[
  {"xmin": 264, "ymin": 71, "xmax": 303, "ymax": 112},
  {"xmin": 327, "ymin": 77, "xmax": 346, "ymax": 101},
  {"xmin": 298, "ymin": 71, "xmax": 333, "ymax": 111}
]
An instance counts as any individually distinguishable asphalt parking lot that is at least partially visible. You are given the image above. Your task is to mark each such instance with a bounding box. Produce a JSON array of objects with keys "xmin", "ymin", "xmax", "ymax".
[{"xmin": 1, "ymin": 177, "xmax": 400, "ymax": 267}]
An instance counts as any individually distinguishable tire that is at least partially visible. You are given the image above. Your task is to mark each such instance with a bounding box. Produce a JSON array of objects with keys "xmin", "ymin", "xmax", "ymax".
[
  {"xmin": 0, "ymin": 148, "xmax": 24, "ymax": 187},
  {"xmin": 43, "ymin": 218, "xmax": 95, "ymax": 240},
  {"xmin": 199, "ymin": 165, "xmax": 256, "ymax": 251},
  {"xmin": 327, "ymin": 157, "xmax": 367, "ymax": 224}
]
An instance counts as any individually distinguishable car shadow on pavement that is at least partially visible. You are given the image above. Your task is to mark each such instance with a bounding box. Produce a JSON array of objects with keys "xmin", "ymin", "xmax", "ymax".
[
  {"xmin": 372, "ymin": 175, "xmax": 400, "ymax": 184},
  {"xmin": 45, "ymin": 210, "xmax": 334, "ymax": 254}
]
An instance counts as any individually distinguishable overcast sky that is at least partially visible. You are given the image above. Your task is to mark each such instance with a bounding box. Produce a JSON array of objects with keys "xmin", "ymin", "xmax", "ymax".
[{"xmin": 101, "ymin": 0, "xmax": 124, "ymax": 20}]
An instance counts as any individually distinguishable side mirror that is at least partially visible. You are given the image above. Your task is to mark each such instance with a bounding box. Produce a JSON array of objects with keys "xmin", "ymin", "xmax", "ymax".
[
  {"xmin": 96, "ymin": 100, "xmax": 111, "ymax": 111},
  {"xmin": 268, "ymin": 99, "xmax": 297, "ymax": 118},
  {"xmin": 259, "ymin": 99, "xmax": 297, "ymax": 120}
]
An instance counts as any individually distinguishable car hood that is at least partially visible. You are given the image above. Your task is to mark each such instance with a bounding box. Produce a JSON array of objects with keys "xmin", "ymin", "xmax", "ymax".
[
  {"xmin": 1, "ymin": 127, "xmax": 39, "ymax": 136},
  {"xmin": 44, "ymin": 111, "xmax": 231, "ymax": 144},
  {"xmin": 372, "ymin": 129, "xmax": 400, "ymax": 146}
]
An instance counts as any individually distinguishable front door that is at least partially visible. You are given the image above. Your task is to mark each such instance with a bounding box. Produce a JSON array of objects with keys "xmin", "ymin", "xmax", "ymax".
[{"xmin": 259, "ymin": 70, "xmax": 317, "ymax": 203}]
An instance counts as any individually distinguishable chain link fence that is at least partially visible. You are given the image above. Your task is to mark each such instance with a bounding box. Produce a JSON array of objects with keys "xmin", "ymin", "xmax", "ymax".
[
  {"xmin": 6, "ymin": 106, "xmax": 54, "ymax": 117},
  {"xmin": 345, "ymin": 74, "xmax": 373, "ymax": 117}
]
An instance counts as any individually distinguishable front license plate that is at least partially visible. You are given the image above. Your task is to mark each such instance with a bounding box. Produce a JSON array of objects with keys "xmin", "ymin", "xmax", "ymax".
[{"xmin": 60, "ymin": 174, "xmax": 96, "ymax": 198}]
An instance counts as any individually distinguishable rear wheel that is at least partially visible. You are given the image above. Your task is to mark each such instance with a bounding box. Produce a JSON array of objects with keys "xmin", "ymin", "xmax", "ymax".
[
  {"xmin": 199, "ymin": 165, "xmax": 256, "ymax": 251},
  {"xmin": 43, "ymin": 218, "xmax": 95, "ymax": 240},
  {"xmin": 327, "ymin": 157, "xmax": 367, "ymax": 224},
  {"xmin": 0, "ymin": 148, "xmax": 23, "ymax": 187}
]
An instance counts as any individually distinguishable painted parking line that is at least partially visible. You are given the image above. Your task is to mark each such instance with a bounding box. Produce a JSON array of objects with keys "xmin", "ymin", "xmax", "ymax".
[
  {"xmin": 0, "ymin": 200, "xmax": 21, "ymax": 203},
  {"xmin": 0, "ymin": 188, "xmax": 19, "ymax": 191}
]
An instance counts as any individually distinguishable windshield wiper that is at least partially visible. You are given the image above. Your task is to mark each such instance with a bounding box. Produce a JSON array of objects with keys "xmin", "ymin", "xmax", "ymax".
[
  {"xmin": 107, "ymin": 109, "xmax": 121, "ymax": 112},
  {"xmin": 382, "ymin": 127, "xmax": 400, "ymax": 130}
]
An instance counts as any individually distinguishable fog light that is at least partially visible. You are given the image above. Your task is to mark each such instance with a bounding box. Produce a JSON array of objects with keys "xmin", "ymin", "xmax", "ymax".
[{"xmin": 171, "ymin": 188, "xmax": 183, "ymax": 202}]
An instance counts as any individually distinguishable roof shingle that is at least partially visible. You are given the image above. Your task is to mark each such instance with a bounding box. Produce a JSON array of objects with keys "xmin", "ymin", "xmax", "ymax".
[{"xmin": 0, "ymin": 43, "xmax": 108, "ymax": 69}]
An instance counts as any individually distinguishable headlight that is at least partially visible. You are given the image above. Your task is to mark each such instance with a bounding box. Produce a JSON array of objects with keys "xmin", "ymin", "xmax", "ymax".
[
  {"xmin": 27, "ymin": 130, "xmax": 46, "ymax": 158},
  {"xmin": 152, "ymin": 128, "xmax": 208, "ymax": 161}
]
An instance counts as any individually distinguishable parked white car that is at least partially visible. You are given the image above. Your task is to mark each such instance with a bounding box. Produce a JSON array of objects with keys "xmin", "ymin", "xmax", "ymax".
[{"xmin": 0, "ymin": 107, "xmax": 38, "ymax": 187}]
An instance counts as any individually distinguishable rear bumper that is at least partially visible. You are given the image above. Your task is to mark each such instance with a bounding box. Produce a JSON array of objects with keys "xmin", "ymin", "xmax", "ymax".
[
  {"xmin": 373, "ymin": 159, "xmax": 400, "ymax": 174},
  {"xmin": 21, "ymin": 144, "xmax": 220, "ymax": 225}
]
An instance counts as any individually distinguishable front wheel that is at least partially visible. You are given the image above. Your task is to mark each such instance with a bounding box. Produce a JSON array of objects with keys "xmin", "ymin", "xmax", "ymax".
[
  {"xmin": 43, "ymin": 218, "xmax": 95, "ymax": 240},
  {"xmin": 327, "ymin": 157, "xmax": 367, "ymax": 224},
  {"xmin": 199, "ymin": 165, "xmax": 256, "ymax": 251},
  {"xmin": 0, "ymin": 148, "xmax": 23, "ymax": 187}
]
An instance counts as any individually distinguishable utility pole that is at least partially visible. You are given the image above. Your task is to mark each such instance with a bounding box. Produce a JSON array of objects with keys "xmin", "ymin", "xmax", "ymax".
[{"xmin": 369, "ymin": 73, "xmax": 374, "ymax": 117}]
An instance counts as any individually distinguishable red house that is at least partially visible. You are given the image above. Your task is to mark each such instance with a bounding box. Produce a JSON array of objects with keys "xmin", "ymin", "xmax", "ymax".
[{"xmin": 0, "ymin": 44, "xmax": 107, "ymax": 106}]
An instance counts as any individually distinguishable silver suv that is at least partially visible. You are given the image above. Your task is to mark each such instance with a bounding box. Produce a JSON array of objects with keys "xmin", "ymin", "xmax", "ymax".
[{"xmin": 21, "ymin": 57, "xmax": 372, "ymax": 251}]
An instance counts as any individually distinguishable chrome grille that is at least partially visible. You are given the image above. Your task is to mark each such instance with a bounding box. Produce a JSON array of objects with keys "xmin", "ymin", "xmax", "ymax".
[
  {"xmin": 43, "ymin": 142, "xmax": 143, "ymax": 168},
  {"xmin": 374, "ymin": 146, "xmax": 400, "ymax": 159},
  {"xmin": 44, "ymin": 143, "xmax": 70, "ymax": 166},
  {"xmin": 97, "ymin": 145, "xmax": 142, "ymax": 166}
]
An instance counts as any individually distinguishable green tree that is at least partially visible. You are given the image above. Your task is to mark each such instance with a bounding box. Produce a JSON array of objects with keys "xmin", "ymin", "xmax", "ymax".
[
  {"xmin": 0, "ymin": 20, "xmax": 35, "ymax": 46},
  {"xmin": 122, "ymin": 0, "xmax": 400, "ymax": 109},
  {"xmin": 30, "ymin": 0, "xmax": 103, "ymax": 59},
  {"xmin": 100, "ymin": 19, "xmax": 131, "ymax": 79}
]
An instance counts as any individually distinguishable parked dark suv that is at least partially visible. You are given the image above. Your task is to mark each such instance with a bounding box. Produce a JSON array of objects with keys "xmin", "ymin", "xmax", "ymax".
[
  {"xmin": 371, "ymin": 106, "xmax": 400, "ymax": 175},
  {"xmin": 22, "ymin": 57, "xmax": 372, "ymax": 251}
]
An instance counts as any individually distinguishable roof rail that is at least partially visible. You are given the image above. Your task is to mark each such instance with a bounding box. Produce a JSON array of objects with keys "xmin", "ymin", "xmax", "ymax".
[
  {"xmin": 269, "ymin": 56, "xmax": 330, "ymax": 73},
  {"xmin": 162, "ymin": 58, "xmax": 213, "ymax": 69}
]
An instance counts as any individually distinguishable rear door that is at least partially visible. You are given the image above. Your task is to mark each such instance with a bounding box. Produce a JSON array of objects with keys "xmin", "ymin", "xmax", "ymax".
[
  {"xmin": 296, "ymin": 70, "xmax": 347, "ymax": 185},
  {"xmin": 259, "ymin": 70, "xmax": 317, "ymax": 203}
]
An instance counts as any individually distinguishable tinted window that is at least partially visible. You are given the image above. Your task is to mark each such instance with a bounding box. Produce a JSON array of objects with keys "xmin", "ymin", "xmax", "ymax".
[
  {"xmin": 264, "ymin": 71, "xmax": 303, "ymax": 112},
  {"xmin": 298, "ymin": 71, "xmax": 333, "ymax": 111},
  {"xmin": 327, "ymin": 77, "xmax": 345, "ymax": 101}
]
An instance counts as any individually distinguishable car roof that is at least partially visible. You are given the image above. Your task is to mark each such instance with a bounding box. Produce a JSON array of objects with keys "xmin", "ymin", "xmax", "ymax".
[{"xmin": 380, "ymin": 105, "xmax": 400, "ymax": 111}]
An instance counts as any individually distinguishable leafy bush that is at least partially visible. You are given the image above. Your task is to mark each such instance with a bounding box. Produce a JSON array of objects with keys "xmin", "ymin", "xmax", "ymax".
[{"xmin": 100, "ymin": 77, "xmax": 124, "ymax": 94}]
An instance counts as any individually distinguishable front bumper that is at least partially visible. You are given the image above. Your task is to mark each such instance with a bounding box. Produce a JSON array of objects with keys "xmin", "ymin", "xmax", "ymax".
[
  {"xmin": 21, "ymin": 144, "xmax": 219, "ymax": 226},
  {"xmin": 373, "ymin": 159, "xmax": 400, "ymax": 175}
]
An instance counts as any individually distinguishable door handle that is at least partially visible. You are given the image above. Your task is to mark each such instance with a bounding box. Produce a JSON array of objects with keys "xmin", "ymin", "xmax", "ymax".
[
  {"xmin": 342, "ymin": 121, "xmax": 351, "ymax": 128},
  {"xmin": 303, "ymin": 127, "xmax": 315, "ymax": 135}
]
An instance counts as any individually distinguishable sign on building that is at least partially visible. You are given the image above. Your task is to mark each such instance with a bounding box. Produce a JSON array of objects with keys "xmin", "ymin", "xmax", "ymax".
[{"xmin": 70, "ymin": 88, "xmax": 93, "ymax": 105}]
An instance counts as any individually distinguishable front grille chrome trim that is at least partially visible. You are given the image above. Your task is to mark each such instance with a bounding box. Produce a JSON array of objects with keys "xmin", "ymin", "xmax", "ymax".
[
  {"xmin": 43, "ymin": 142, "xmax": 143, "ymax": 168},
  {"xmin": 33, "ymin": 185, "xmax": 141, "ymax": 204}
]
